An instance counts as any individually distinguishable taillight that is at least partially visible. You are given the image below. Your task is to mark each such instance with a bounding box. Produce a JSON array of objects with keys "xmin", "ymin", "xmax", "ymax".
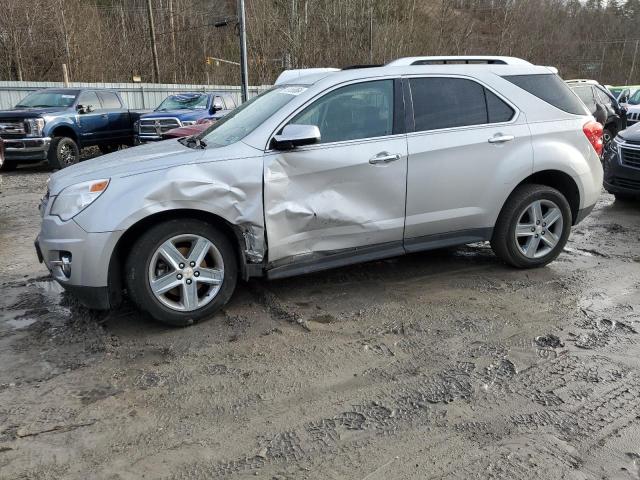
[{"xmin": 583, "ymin": 120, "xmax": 604, "ymax": 156}]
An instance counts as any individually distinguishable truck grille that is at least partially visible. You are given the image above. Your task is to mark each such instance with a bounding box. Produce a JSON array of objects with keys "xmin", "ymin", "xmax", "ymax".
[
  {"xmin": 139, "ymin": 118, "xmax": 181, "ymax": 136},
  {"xmin": 0, "ymin": 121, "xmax": 26, "ymax": 139},
  {"xmin": 620, "ymin": 146, "xmax": 640, "ymax": 169}
]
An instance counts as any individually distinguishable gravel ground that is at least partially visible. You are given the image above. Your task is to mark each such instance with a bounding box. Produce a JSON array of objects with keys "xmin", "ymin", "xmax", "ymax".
[{"xmin": 0, "ymin": 162, "xmax": 639, "ymax": 480}]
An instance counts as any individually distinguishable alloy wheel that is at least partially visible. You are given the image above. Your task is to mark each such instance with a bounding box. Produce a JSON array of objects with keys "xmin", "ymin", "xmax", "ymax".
[
  {"xmin": 148, "ymin": 234, "xmax": 225, "ymax": 312},
  {"xmin": 514, "ymin": 199, "xmax": 564, "ymax": 259}
]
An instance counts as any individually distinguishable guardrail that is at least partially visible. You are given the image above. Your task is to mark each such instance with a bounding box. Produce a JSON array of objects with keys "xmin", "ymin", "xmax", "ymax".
[{"xmin": 0, "ymin": 81, "xmax": 272, "ymax": 110}]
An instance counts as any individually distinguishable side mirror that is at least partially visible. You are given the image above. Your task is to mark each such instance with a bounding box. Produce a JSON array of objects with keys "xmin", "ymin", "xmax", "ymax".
[
  {"xmin": 211, "ymin": 98, "xmax": 224, "ymax": 112},
  {"xmin": 272, "ymin": 124, "xmax": 321, "ymax": 150}
]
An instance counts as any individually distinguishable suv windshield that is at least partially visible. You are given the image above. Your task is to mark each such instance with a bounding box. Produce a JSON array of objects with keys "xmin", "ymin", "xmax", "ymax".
[
  {"xmin": 15, "ymin": 90, "xmax": 79, "ymax": 108},
  {"xmin": 157, "ymin": 94, "xmax": 209, "ymax": 111},
  {"xmin": 627, "ymin": 90, "xmax": 640, "ymax": 105},
  {"xmin": 200, "ymin": 86, "xmax": 307, "ymax": 148}
]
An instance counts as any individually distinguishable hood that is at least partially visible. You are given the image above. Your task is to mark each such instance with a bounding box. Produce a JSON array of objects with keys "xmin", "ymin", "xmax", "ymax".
[
  {"xmin": 142, "ymin": 109, "xmax": 210, "ymax": 122},
  {"xmin": 0, "ymin": 107, "xmax": 65, "ymax": 119},
  {"xmin": 47, "ymin": 139, "xmax": 261, "ymax": 195},
  {"xmin": 619, "ymin": 122, "xmax": 640, "ymax": 142}
]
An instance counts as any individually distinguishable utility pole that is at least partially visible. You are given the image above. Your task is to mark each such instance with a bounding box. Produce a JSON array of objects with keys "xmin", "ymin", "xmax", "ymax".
[
  {"xmin": 169, "ymin": 0, "xmax": 177, "ymax": 83},
  {"xmin": 238, "ymin": 0, "xmax": 249, "ymax": 102},
  {"xmin": 628, "ymin": 39, "xmax": 639, "ymax": 85},
  {"xmin": 146, "ymin": 0, "xmax": 161, "ymax": 83}
]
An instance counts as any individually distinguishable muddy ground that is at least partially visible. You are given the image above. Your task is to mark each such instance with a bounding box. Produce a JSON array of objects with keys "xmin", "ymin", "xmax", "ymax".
[{"xmin": 0, "ymin": 163, "xmax": 639, "ymax": 480}]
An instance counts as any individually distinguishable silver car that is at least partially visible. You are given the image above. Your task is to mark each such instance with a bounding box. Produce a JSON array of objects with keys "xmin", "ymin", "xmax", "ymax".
[{"xmin": 36, "ymin": 60, "xmax": 604, "ymax": 326}]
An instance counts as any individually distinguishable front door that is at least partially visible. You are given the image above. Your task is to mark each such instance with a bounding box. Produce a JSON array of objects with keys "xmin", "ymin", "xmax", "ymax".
[
  {"xmin": 77, "ymin": 90, "xmax": 108, "ymax": 146},
  {"xmin": 263, "ymin": 79, "xmax": 408, "ymax": 264}
]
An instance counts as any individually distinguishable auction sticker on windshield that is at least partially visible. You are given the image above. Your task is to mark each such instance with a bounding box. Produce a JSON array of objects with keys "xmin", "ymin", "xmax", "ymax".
[{"xmin": 280, "ymin": 87, "xmax": 307, "ymax": 96}]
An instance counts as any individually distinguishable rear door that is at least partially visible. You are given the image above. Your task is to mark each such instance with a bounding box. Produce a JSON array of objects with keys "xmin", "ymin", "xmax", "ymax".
[
  {"xmin": 404, "ymin": 76, "xmax": 533, "ymax": 249},
  {"xmin": 76, "ymin": 90, "xmax": 108, "ymax": 146},
  {"xmin": 263, "ymin": 79, "xmax": 408, "ymax": 264},
  {"xmin": 97, "ymin": 91, "xmax": 130, "ymax": 143}
]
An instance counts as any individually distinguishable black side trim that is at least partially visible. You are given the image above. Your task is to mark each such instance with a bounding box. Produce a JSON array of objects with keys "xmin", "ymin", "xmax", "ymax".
[
  {"xmin": 404, "ymin": 228, "xmax": 493, "ymax": 253},
  {"xmin": 393, "ymin": 78, "xmax": 406, "ymax": 135},
  {"xmin": 266, "ymin": 242, "xmax": 405, "ymax": 280},
  {"xmin": 574, "ymin": 203, "xmax": 597, "ymax": 225},
  {"xmin": 62, "ymin": 284, "xmax": 112, "ymax": 310}
]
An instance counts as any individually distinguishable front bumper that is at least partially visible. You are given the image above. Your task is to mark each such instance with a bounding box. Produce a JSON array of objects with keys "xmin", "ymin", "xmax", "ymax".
[
  {"xmin": 135, "ymin": 134, "xmax": 164, "ymax": 142},
  {"xmin": 35, "ymin": 212, "xmax": 122, "ymax": 310},
  {"xmin": 2, "ymin": 136, "xmax": 51, "ymax": 161},
  {"xmin": 603, "ymin": 140, "xmax": 640, "ymax": 196}
]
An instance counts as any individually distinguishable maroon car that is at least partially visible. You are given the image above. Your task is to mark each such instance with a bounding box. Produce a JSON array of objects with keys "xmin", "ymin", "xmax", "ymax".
[{"xmin": 161, "ymin": 119, "xmax": 214, "ymax": 140}]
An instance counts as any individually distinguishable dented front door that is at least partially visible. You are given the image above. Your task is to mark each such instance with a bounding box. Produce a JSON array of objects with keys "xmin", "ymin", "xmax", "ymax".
[{"xmin": 263, "ymin": 79, "xmax": 407, "ymax": 264}]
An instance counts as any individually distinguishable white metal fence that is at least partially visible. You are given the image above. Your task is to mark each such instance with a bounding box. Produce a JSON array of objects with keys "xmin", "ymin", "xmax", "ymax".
[{"xmin": 0, "ymin": 81, "xmax": 272, "ymax": 110}]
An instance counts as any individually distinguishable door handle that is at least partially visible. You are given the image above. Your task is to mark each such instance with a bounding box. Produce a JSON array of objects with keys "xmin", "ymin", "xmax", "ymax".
[
  {"xmin": 369, "ymin": 152, "xmax": 401, "ymax": 164},
  {"xmin": 488, "ymin": 134, "xmax": 515, "ymax": 144}
]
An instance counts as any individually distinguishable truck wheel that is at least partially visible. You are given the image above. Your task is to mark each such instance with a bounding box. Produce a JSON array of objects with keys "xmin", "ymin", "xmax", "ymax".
[
  {"xmin": 0, "ymin": 160, "xmax": 17, "ymax": 172},
  {"xmin": 125, "ymin": 219, "xmax": 238, "ymax": 327},
  {"xmin": 99, "ymin": 144, "xmax": 121, "ymax": 155},
  {"xmin": 491, "ymin": 184, "xmax": 572, "ymax": 268},
  {"xmin": 48, "ymin": 136, "xmax": 79, "ymax": 169}
]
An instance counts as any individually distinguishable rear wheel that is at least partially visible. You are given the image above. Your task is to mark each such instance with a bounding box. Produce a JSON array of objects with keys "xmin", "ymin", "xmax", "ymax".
[
  {"xmin": 48, "ymin": 136, "xmax": 79, "ymax": 169},
  {"xmin": 491, "ymin": 184, "xmax": 572, "ymax": 268},
  {"xmin": 98, "ymin": 144, "xmax": 122, "ymax": 155},
  {"xmin": 125, "ymin": 219, "xmax": 238, "ymax": 326}
]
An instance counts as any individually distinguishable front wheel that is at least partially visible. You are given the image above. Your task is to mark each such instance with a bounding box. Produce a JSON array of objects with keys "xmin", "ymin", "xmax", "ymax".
[
  {"xmin": 125, "ymin": 219, "xmax": 238, "ymax": 326},
  {"xmin": 48, "ymin": 136, "xmax": 80, "ymax": 169},
  {"xmin": 491, "ymin": 184, "xmax": 572, "ymax": 268}
]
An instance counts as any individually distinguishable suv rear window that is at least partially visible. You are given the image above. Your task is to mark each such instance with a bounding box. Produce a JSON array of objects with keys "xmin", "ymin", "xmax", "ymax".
[{"xmin": 503, "ymin": 74, "xmax": 586, "ymax": 115}]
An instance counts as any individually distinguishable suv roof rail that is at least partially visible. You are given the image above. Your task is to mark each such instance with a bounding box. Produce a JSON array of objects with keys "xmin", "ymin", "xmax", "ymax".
[
  {"xmin": 342, "ymin": 64, "xmax": 383, "ymax": 70},
  {"xmin": 386, "ymin": 56, "xmax": 533, "ymax": 66}
]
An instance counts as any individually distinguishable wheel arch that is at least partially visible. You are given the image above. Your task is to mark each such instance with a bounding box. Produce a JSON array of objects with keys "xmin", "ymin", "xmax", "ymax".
[
  {"xmin": 50, "ymin": 125, "xmax": 79, "ymax": 144},
  {"xmin": 511, "ymin": 170, "xmax": 581, "ymax": 225},
  {"xmin": 107, "ymin": 208, "xmax": 260, "ymax": 307}
]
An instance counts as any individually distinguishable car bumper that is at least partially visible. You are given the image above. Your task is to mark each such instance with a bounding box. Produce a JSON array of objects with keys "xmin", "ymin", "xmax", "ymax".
[
  {"xmin": 2, "ymin": 136, "xmax": 51, "ymax": 161},
  {"xmin": 35, "ymin": 214, "xmax": 122, "ymax": 310},
  {"xmin": 603, "ymin": 142, "xmax": 640, "ymax": 196}
]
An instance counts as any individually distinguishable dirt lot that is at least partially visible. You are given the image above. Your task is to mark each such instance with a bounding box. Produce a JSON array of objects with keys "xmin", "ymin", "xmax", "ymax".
[{"xmin": 0, "ymin": 164, "xmax": 639, "ymax": 480}]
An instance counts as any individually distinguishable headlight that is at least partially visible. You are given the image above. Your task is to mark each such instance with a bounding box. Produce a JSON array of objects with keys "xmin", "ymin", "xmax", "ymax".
[
  {"xmin": 133, "ymin": 120, "xmax": 139, "ymax": 132},
  {"xmin": 50, "ymin": 179, "xmax": 110, "ymax": 221},
  {"xmin": 182, "ymin": 121, "xmax": 196, "ymax": 126},
  {"xmin": 24, "ymin": 118, "xmax": 45, "ymax": 137}
]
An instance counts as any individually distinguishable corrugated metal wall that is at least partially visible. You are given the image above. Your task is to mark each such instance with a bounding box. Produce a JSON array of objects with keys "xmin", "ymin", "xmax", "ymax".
[{"xmin": 0, "ymin": 81, "xmax": 272, "ymax": 110}]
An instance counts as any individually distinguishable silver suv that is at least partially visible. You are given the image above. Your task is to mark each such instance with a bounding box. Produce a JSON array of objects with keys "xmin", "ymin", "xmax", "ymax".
[{"xmin": 36, "ymin": 60, "xmax": 604, "ymax": 326}]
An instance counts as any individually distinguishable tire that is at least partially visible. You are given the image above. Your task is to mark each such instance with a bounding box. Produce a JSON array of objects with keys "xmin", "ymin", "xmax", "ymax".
[
  {"xmin": 99, "ymin": 144, "xmax": 121, "ymax": 155},
  {"xmin": 48, "ymin": 136, "xmax": 80, "ymax": 169},
  {"xmin": 0, "ymin": 160, "xmax": 17, "ymax": 172},
  {"xmin": 125, "ymin": 219, "xmax": 238, "ymax": 326},
  {"xmin": 491, "ymin": 184, "xmax": 572, "ymax": 268}
]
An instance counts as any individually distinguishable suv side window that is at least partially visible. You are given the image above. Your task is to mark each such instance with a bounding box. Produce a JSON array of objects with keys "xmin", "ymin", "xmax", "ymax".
[
  {"xmin": 289, "ymin": 80, "xmax": 394, "ymax": 144},
  {"xmin": 97, "ymin": 91, "xmax": 122, "ymax": 109},
  {"xmin": 595, "ymin": 87, "xmax": 613, "ymax": 107},
  {"xmin": 409, "ymin": 77, "xmax": 513, "ymax": 132},
  {"xmin": 573, "ymin": 86, "xmax": 596, "ymax": 111},
  {"xmin": 77, "ymin": 90, "xmax": 102, "ymax": 111}
]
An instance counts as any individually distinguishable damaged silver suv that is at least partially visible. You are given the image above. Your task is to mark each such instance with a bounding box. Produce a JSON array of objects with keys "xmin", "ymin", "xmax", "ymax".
[{"xmin": 36, "ymin": 60, "xmax": 604, "ymax": 326}]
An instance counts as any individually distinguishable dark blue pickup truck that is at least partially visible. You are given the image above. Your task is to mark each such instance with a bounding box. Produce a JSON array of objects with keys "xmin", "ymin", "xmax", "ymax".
[
  {"xmin": 0, "ymin": 88, "xmax": 142, "ymax": 170},
  {"xmin": 135, "ymin": 91, "xmax": 236, "ymax": 142}
]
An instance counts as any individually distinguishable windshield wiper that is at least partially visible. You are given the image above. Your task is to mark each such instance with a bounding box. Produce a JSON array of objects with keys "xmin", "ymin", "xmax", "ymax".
[{"xmin": 179, "ymin": 135, "xmax": 207, "ymax": 149}]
